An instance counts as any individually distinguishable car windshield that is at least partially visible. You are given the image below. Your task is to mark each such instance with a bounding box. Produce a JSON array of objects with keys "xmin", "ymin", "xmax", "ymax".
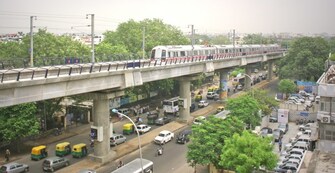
[
  {"xmin": 279, "ymin": 124, "xmax": 286, "ymax": 128},
  {"xmin": 158, "ymin": 133, "xmax": 165, "ymax": 137}
]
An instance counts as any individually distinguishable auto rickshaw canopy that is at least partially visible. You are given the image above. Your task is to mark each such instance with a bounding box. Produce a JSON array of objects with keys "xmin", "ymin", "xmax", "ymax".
[
  {"xmin": 56, "ymin": 142, "xmax": 70, "ymax": 150},
  {"xmin": 217, "ymin": 106, "xmax": 225, "ymax": 112},
  {"xmin": 31, "ymin": 145, "xmax": 47, "ymax": 155},
  {"xmin": 72, "ymin": 143, "xmax": 87, "ymax": 152}
]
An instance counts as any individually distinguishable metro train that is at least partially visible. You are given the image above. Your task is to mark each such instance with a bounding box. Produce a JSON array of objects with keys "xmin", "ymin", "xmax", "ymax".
[{"xmin": 150, "ymin": 44, "xmax": 281, "ymax": 61}]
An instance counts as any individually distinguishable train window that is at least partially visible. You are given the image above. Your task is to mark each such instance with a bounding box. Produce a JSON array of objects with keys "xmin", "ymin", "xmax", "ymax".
[
  {"xmin": 225, "ymin": 49, "xmax": 228, "ymax": 53},
  {"xmin": 193, "ymin": 51, "xmax": 198, "ymax": 55},
  {"xmin": 239, "ymin": 49, "xmax": 242, "ymax": 52},
  {"xmin": 168, "ymin": 52, "xmax": 171, "ymax": 57},
  {"xmin": 205, "ymin": 50, "xmax": 209, "ymax": 55},
  {"xmin": 162, "ymin": 50, "xmax": 166, "ymax": 58},
  {"xmin": 181, "ymin": 51, "xmax": 185, "ymax": 57},
  {"xmin": 174, "ymin": 52, "xmax": 178, "ymax": 57}
]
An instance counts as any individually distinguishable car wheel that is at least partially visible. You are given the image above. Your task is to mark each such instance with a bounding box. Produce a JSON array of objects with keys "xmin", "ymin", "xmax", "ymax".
[
  {"xmin": 24, "ymin": 168, "xmax": 29, "ymax": 172},
  {"xmin": 65, "ymin": 162, "xmax": 69, "ymax": 166},
  {"xmin": 51, "ymin": 167, "xmax": 54, "ymax": 172}
]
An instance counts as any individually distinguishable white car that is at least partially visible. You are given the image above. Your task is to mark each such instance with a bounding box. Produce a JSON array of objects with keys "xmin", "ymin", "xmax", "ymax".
[
  {"xmin": 198, "ymin": 100, "xmax": 209, "ymax": 108},
  {"xmin": 154, "ymin": 130, "xmax": 174, "ymax": 145},
  {"xmin": 237, "ymin": 84, "xmax": 243, "ymax": 90},
  {"xmin": 193, "ymin": 116, "xmax": 206, "ymax": 125},
  {"xmin": 137, "ymin": 124, "xmax": 151, "ymax": 134}
]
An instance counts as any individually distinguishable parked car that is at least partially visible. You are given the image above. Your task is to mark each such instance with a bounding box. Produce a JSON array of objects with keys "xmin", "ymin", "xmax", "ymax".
[
  {"xmin": 273, "ymin": 129, "xmax": 284, "ymax": 142},
  {"xmin": 0, "ymin": 162, "xmax": 29, "ymax": 173},
  {"xmin": 299, "ymin": 123, "xmax": 313, "ymax": 131},
  {"xmin": 278, "ymin": 123, "xmax": 289, "ymax": 134},
  {"xmin": 193, "ymin": 116, "xmax": 206, "ymax": 125},
  {"xmin": 260, "ymin": 127, "xmax": 273, "ymax": 138},
  {"xmin": 42, "ymin": 156, "xmax": 70, "ymax": 172},
  {"xmin": 176, "ymin": 129, "xmax": 192, "ymax": 144},
  {"xmin": 279, "ymin": 158, "xmax": 301, "ymax": 167},
  {"xmin": 155, "ymin": 116, "xmax": 172, "ymax": 125},
  {"xmin": 110, "ymin": 134, "xmax": 126, "ymax": 146},
  {"xmin": 269, "ymin": 116, "xmax": 278, "ymax": 122},
  {"xmin": 289, "ymin": 96, "xmax": 305, "ymax": 103},
  {"xmin": 198, "ymin": 100, "xmax": 209, "ymax": 108},
  {"xmin": 274, "ymin": 162, "xmax": 299, "ymax": 173},
  {"xmin": 154, "ymin": 130, "xmax": 174, "ymax": 145},
  {"xmin": 136, "ymin": 124, "xmax": 151, "ymax": 134},
  {"xmin": 206, "ymin": 92, "xmax": 218, "ymax": 99}
]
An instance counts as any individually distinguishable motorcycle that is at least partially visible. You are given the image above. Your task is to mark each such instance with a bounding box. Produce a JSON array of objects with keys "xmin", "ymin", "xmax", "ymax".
[{"xmin": 156, "ymin": 146, "xmax": 163, "ymax": 156}]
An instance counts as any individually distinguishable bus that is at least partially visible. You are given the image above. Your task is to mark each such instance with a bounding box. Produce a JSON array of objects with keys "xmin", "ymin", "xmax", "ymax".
[
  {"xmin": 232, "ymin": 75, "xmax": 245, "ymax": 87},
  {"xmin": 111, "ymin": 158, "xmax": 154, "ymax": 173},
  {"xmin": 162, "ymin": 97, "xmax": 179, "ymax": 116}
]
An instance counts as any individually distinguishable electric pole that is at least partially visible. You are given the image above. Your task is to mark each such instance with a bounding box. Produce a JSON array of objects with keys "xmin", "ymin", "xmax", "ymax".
[
  {"xmin": 233, "ymin": 29, "xmax": 236, "ymax": 56},
  {"xmin": 86, "ymin": 14, "xmax": 95, "ymax": 63},
  {"xmin": 189, "ymin": 25, "xmax": 195, "ymax": 55},
  {"xmin": 30, "ymin": 16, "xmax": 36, "ymax": 67},
  {"xmin": 142, "ymin": 27, "xmax": 145, "ymax": 59}
]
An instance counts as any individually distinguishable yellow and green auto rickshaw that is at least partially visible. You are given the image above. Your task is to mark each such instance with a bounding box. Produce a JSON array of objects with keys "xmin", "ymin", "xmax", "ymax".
[
  {"xmin": 31, "ymin": 145, "xmax": 48, "ymax": 160},
  {"xmin": 72, "ymin": 143, "xmax": 88, "ymax": 158},
  {"xmin": 216, "ymin": 106, "xmax": 225, "ymax": 113},
  {"xmin": 194, "ymin": 94, "xmax": 202, "ymax": 102},
  {"xmin": 208, "ymin": 86, "xmax": 219, "ymax": 92},
  {"xmin": 55, "ymin": 142, "xmax": 71, "ymax": 157},
  {"xmin": 123, "ymin": 123, "xmax": 135, "ymax": 135}
]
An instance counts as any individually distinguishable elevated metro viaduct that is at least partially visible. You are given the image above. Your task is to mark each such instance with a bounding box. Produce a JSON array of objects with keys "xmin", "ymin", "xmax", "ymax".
[{"xmin": 0, "ymin": 52, "xmax": 284, "ymax": 163}]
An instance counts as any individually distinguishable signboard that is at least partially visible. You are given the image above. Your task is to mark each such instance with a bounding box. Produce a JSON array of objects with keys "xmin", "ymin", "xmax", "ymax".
[
  {"xmin": 178, "ymin": 98, "xmax": 187, "ymax": 109},
  {"xmin": 278, "ymin": 109, "xmax": 289, "ymax": 123},
  {"xmin": 300, "ymin": 111, "xmax": 309, "ymax": 117}
]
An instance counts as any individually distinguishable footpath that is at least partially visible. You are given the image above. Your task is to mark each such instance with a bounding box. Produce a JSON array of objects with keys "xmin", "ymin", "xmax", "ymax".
[{"xmin": 0, "ymin": 77, "xmax": 277, "ymax": 173}]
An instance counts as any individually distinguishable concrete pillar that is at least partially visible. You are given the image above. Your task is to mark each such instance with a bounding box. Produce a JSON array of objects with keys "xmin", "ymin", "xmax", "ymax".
[
  {"xmin": 90, "ymin": 92, "xmax": 116, "ymax": 163},
  {"xmin": 179, "ymin": 78, "xmax": 191, "ymax": 122},
  {"xmin": 267, "ymin": 61, "xmax": 273, "ymax": 81},
  {"xmin": 245, "ymin": 65, "xmax": 252, "ymax": 90},
  {"xmin": 219, "ymin": 69, "xmax": 229, "ymax": 100}
]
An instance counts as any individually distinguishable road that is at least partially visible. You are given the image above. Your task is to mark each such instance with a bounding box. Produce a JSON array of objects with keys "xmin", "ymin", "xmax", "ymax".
[{"xmin": 5, "ymin": 70, "xmax": 272, "ymax": 173}]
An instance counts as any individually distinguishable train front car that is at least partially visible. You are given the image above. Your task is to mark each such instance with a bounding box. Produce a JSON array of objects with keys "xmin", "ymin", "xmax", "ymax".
[{"xmin": 151, "ymin": 46, "xmax": 168, "ymax": 62}]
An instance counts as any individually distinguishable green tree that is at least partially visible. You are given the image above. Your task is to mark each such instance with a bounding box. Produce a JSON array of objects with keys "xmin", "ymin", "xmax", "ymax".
[
  {"xmin": 226, "ymin": 95, "xmax": 261, "ymax": 129},
  {"xmin": 277, "ymin": 37, "xmax": 329, "ymax": 81},
  {"xmin": 243, "ymin": 34, "xmax": 276, "ymax": 44},
  {"xmin": 103, "ymin": 19, "xmax": 189, "ymax": 58},
  {"xmin": 0, "ymin": 103, "xmax": 40, "ymax": 152},
  {"xmin": 246, "ymin": 89, "xmax": 279, "ymax": 116},
  {"xmin": 278, "ymin": 79, "xmax": 296, "ymax": 97},
  {"xmin": 187, "ymin": 116, "xmax": 245, "ymax": 170},
  {"xmin": 210, "ymin": 35, "xmax": 230, "ymax": 45},
  {"xmin": 36, "ymin": 98, "xmax": 63, "ymax": 130},
  {"xmin": 219, "ymin": 131, "xmax": 278, "ymax": 173}
]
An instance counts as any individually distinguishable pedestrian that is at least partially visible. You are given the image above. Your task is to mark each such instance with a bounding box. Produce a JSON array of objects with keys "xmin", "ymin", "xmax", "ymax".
[
  {"xmin": 279, "ymin": 140, "xmax": 282, "ymax": 152},
  {"xmin": 117, "ymin": 160, "xmax": 124, "ymax": 168},
  {"xmin": 5, "ymin": 149, "xmax": 10, "ymax": 162}
]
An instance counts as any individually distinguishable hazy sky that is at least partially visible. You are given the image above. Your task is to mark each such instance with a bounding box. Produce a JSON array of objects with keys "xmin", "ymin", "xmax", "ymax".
[{"xmin": 0, "ymin": 0, "xmax": 334, "ymax": 35}]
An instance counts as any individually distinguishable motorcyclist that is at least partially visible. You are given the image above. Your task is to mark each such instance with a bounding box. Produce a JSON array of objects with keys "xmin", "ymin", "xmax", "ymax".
[{"xmin": 157, "ymin": 145, "xmax": 163, "ymax": 155}]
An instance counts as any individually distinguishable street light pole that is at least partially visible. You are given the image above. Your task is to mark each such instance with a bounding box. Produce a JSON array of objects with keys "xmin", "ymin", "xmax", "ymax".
[
  {"xmin": 86, "ymin": 14, "xmax": 95, "ymax": 63},
  {"xmin": 30, "ymin": 16, "xmax": 36, "ymax": 67},
  {"xmin": 112, "ymin": 109, "xmax": 144, "ymax": 173}
]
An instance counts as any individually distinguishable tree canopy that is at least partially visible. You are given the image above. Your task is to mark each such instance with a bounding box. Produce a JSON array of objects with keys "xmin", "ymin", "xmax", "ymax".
[
  {"xmin": 277, "ymin": 37, "xmax": 329, "ymax": 81},
  {"xmin": 246, "ymin": 89, "xmax": 279, "ymax": 116},
  {"xmin": 0, "ymin": 103, "xmax": 39, "ymax": 142},
  {"xmin": 226, "ymin": 95, "xmax": 261, "ymax": 129},
  {"xmin": 187, "ymin": 116, "xmax": 245, "ymax": 170},
  {"xmin": 219, "ymin": 131, "xmax": 278, "ymax": 173},
  {"xmin": 278, "ymin": 79, "xmax": 297, "ymax": 97}
]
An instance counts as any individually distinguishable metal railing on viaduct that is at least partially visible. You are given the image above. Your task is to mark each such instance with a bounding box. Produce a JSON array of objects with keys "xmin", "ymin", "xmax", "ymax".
[{"xmin": 0, "ymin": 52, "xmax": 284, "ymax": 108}]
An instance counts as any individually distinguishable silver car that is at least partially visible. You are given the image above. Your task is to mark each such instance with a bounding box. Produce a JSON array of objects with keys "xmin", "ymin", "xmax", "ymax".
[
  {"xmin": 42, "ymin": 156, "xmax": 70, "ymax": 172},
  {"xmin": 0, "ymin": 162, "xmax": 29, "ymax": 173},
  {"xmin": 110, "ymin": 134, "xmax": 126, "ymax": 146}
]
